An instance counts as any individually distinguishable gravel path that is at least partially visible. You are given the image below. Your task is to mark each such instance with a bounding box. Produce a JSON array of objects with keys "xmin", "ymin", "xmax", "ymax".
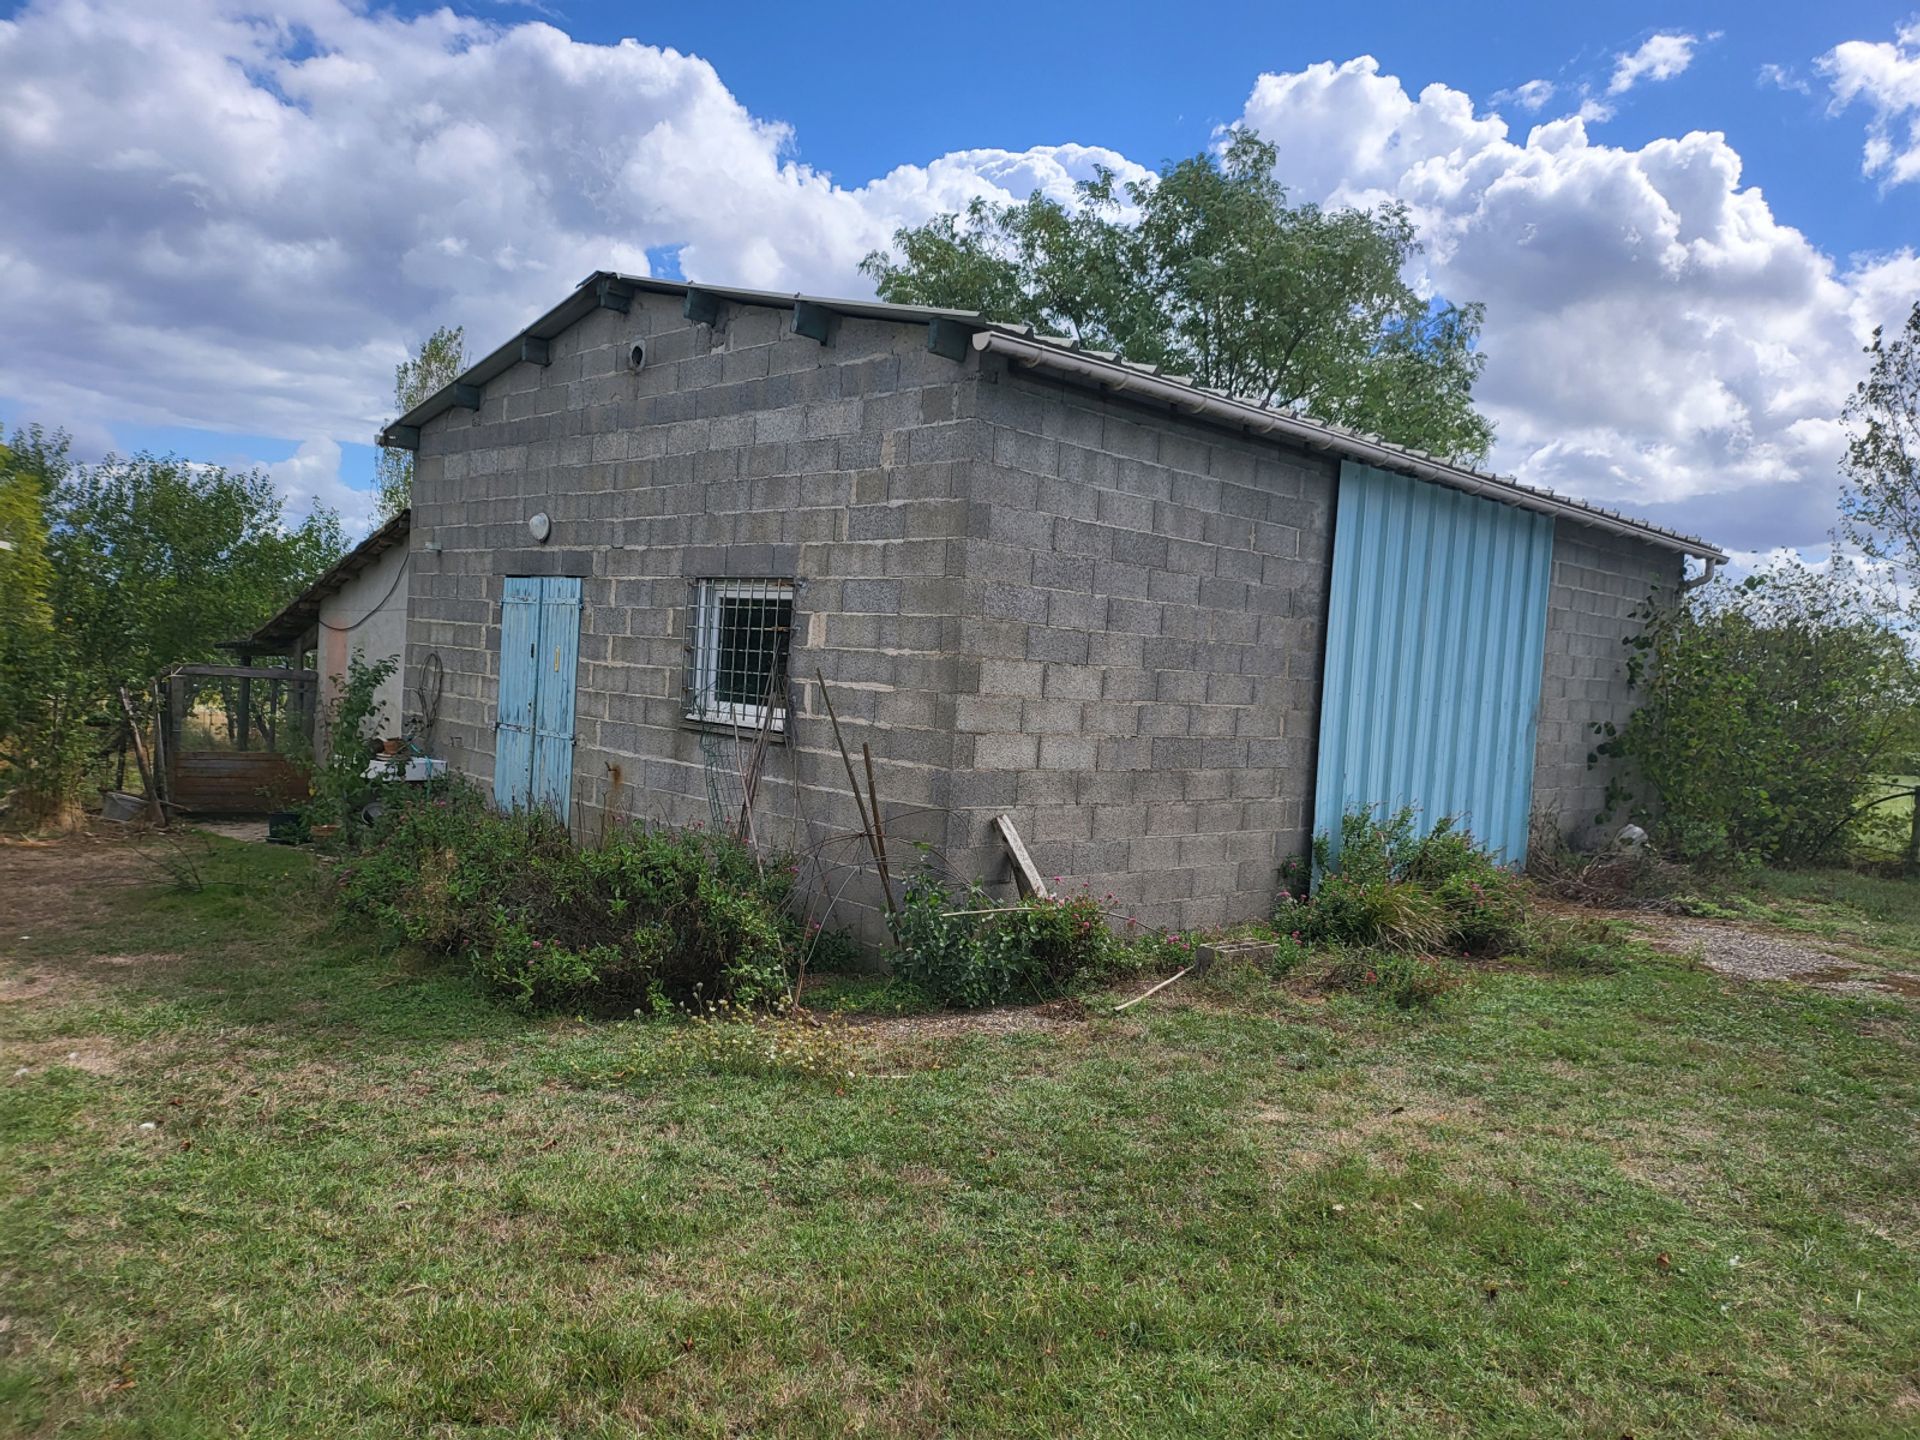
[{"xmin": 1639, "ymin": 916, "xmax": 1920, "ymax": 999}]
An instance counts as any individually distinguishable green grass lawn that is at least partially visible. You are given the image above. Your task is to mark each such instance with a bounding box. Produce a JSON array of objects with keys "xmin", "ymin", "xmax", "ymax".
[{"xmin": 4, "ymin": 837, "xmax": 1920, "ymax": 1438}]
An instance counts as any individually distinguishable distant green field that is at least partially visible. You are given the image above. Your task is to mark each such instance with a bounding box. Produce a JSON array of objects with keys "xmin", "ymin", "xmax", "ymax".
[{"xmin": 1855, "ymin": 775, "xmax": 1919, "ymax": 860}]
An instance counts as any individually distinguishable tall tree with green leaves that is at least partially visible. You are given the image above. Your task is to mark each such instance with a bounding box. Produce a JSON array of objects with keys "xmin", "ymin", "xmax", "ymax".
[
  {"xmin": 373, "ymin": 325, "xmax": 466, "ymax": 519},
  {"xmin": 1, "ymin": 431, "xmax": 347, "ymax": 827},
  {"xmin": 49, "ymin": 455, "xmax": 346, "ymax": 699},
  {"xmin": 1840, "ymin": 300, "xmax": 1920, "ymax": 625},
  {"xmin": 0, "ymin": 427, "xmax": 88, "ymax": 826},
  {"xmin": 0, "ymin": 433, "xmax": 58, "ymax": 742},
  {"xmin": 862, "ymin": 130, "xmax": 1494, "ymax": 463}
]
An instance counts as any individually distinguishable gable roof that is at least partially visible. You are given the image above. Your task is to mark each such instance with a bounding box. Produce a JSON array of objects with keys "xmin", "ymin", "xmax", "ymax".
[
  {"xmin": 379, "ymin": 271, "xmax": 1725, "ymax": 562},
  {"xmin": 242, "ymin": 507, "xmax": 410, "ymax": 649}
]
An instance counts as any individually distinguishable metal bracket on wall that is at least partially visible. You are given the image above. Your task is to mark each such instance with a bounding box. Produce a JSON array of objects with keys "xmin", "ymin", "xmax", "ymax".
[
  {"xmin": 595, "ymin": 277, "xmax": 634, "ymax": 313},
  {"xmin": 926, "ymin": 318, "xmax": 973, "ymax": 362},
  {"xmin": 791, "ymin": 301, "xmax": 837, "ymax": 346}
]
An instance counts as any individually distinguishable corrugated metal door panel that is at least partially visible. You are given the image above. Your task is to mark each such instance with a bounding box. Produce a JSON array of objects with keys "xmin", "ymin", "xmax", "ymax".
[
  {"xmin": 494, "ymin": 577, "xmax": 541, "ymax": 811},
  {"xmin": 531, "ymin": 576, "xmax": 581, "ymax": 823},
  {"xmin": 1313, "ymin": 462, "xmax": 1555, "ymax": 866}
]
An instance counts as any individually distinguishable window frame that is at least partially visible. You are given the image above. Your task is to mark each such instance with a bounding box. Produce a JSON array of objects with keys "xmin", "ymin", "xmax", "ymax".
[{"xmin": 683, "ymin": 578, "xmax": 795, "ymax": 734}]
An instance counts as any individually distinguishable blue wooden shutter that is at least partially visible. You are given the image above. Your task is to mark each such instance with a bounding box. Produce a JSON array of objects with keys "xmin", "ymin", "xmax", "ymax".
[
  {"xmin": 1312, "ymin": 462, "xmax": 1556, "ymax": 866},
  {"xmin": 494, "ymin": 577, "xmax": 541, "ymax": 811},
  {"xmin": 531, "ymin": 577, "xmax": 581, "ymax": 822}
]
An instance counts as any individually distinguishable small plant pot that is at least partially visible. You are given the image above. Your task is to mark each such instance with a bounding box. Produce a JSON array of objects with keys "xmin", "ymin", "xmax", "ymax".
[
  {"xmin": 381, "ymin": 737, "xmax": 405, "ymax": 755},
  {"xmin": 310, "ymin": 823, "xmax": 342, "ymax": 842}
]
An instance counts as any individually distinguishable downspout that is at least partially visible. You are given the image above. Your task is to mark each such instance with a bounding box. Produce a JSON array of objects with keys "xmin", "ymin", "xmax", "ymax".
[{"xmin": 1679, "ymin": 557, "xmax": 1721, "ymax": 591}]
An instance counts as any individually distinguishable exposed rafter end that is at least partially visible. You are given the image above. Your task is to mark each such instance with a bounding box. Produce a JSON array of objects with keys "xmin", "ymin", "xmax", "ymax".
[
  {"xmin": 595, "ymin": 277, "xmax": 634, "ymax": 314},
  {"xmin": 791, "ymin": 300, "xmax": 837, "ymax": 346},
  {"xmin": 450, "ymin": 383, "xmax": 482, "ymax": 410},
  {"xmin": 519, "ymin": 336, "xmax": 550, "ymax": 366},
  {"xmin": 381, "ymin": 424, "xmax": 420, "ymax": 451},
  {"xmin": 683, "ymin": 288, "xmax": 722, "ymax": 326},
  {"xmin": 925, "ymin": 317, "xmax": 973, "ymax": 362}
]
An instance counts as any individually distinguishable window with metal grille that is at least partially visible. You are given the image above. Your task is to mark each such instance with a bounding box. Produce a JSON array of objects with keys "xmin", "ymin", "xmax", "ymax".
[{"xmin": 684, "ymin": 579, "xmax": 794, "ymax": 731}]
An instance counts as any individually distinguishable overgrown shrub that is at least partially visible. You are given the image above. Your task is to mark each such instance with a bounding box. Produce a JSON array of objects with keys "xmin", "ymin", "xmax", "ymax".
[
  {"xmin": 1599, "ymin": 564, "xmax": 1920, "ymax": 867},
  {"xmin": 336, "ymin": 781, "xmax": 807, "ymax": 1011},
  {"xmin": 1278, "ymin": 808, "xmax": 1529, "ymax": 957},
  {"xmin": 889, "ymin": 872, "xmax": 1137, "ymax": 1008},
  {"xmin": 296, "ymin": 653, "xmax": 400, "ymax": 841}
]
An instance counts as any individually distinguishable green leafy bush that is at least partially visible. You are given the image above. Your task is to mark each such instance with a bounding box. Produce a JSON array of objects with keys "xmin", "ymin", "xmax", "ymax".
[
  {"xmin": 889, "ymin": 872, "xmax": 1137, "ymax": 1008},
  {"xmin": 296, "ymin": 653, "xmax": 400, "ymax": 842},
  {"xmin": 336, "ymin": 782, "xmax": 806, "ymax": 1011},
  {"xmin": 1298, "ymin": 872, "xmax": 1449, "ymax": 953},
  {"xmin": 1599, "ymin": 564, "xmax": 1919, "ymax": 866}
]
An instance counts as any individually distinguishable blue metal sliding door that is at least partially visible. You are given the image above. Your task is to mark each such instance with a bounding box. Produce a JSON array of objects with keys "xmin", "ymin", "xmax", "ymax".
[
  {"xmin": 1312, "ymin": 462, "xmax": 1555, "ymax": 866},
  {"xmin": 493, "ymin": 576, "xmax": 580, "ymax": 821}
]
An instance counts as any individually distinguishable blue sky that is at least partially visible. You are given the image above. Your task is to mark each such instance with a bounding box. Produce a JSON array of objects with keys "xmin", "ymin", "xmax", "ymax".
[
  {"xmin": 581, "ymin": 0, "xmax": 1909, "ymax": 258},
  {"xmin": 2, "ymin": 0, "xmax": 1917, "ymax": 553}
]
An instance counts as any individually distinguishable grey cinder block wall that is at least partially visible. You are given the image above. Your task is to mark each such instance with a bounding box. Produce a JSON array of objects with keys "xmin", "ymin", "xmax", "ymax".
[
  {"xmin": 1531, "ymin": 529, "xmax": 1684, "ymax": 849},
  {"xmin": 408, "ymin": 294, "xmax": 986, "ymax": 939},
  {"xmin": 933, "ymin": 366, "xmax": 1336, "ymax": 934},
  {"xmin": 404, "ymin": 284, "xmax": 1698, "ymax": 940}
]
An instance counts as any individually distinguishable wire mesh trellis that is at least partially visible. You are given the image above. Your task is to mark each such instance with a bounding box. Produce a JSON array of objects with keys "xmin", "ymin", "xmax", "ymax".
[{"xmin": 684, "ymin": 578, "xmax": 795, "ymax": 829}]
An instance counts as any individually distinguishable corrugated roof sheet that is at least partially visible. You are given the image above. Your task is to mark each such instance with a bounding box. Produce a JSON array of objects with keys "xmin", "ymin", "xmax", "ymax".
[{"xmin": 379, "ymin": 271, "xmax": 1724, "ymax": 561}]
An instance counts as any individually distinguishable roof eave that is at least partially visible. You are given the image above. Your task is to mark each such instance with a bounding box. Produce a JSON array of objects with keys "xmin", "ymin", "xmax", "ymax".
[{"xmin": 375, "ymin": 271, "xmax": 987, "ymax": 448}]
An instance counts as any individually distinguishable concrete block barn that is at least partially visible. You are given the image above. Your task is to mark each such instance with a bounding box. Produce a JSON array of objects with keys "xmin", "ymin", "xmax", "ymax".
[{"xmin": 379, "ymin": 273, "xmax": 1723, "ymax": 937}]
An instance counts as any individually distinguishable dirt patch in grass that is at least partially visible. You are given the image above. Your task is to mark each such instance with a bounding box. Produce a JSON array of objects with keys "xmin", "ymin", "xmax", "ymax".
[
  {"xmin": 1635, "ymin": 915, "xmax": 1920, "ymax": 1000},
  {"xmin": 4, "ymin": 1036, "xmax": 124, "ymax": 1077},
  {"xmin": 0, "ymin": 830, "xmax": 155, "ymax": 934},
  {"xmin": 1254, "ymin": 1068, "xmax": 1491, "ymax": 1180},
  {"xmin": 839, "ymin": 997, "xmax": 1090, "ymax": 1040},
  {"xmin": 1, "ymin": 952, "xmax": 189, "ymax": 1016}
]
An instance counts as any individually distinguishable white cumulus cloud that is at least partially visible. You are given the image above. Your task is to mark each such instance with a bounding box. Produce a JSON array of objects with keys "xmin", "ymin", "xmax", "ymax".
[
  {"xmin": 1821, "ymin": 21, "xmax": 1920, "ymax": 187},
  {"xmin": 266, "ymin": 438, "xmax": 376, "ymax": 535},
  {"xmin": 1609, "ymin": 32, "xmax": 1700, "ymax": 95},
  {"xmin": 1240, "ymin": 56, "xmax": 1919, "ymax": 551},
  {"xmin": 0, "ymin": 0, "xmax": 1145, "ymax": 527},
  {"xmin": 1492, "ymin": 79, "xmax": 1557, "ymax": 113},
  {"xmin": 0, "ymin": 4, "xmax": 1906, "ymax": 555}
]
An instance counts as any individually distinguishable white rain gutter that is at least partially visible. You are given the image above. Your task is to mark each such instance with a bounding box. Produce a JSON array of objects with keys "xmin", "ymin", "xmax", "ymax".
[{"xmin": 973, "ymin": 330, "xmax": 1725, "ymax": 562}]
